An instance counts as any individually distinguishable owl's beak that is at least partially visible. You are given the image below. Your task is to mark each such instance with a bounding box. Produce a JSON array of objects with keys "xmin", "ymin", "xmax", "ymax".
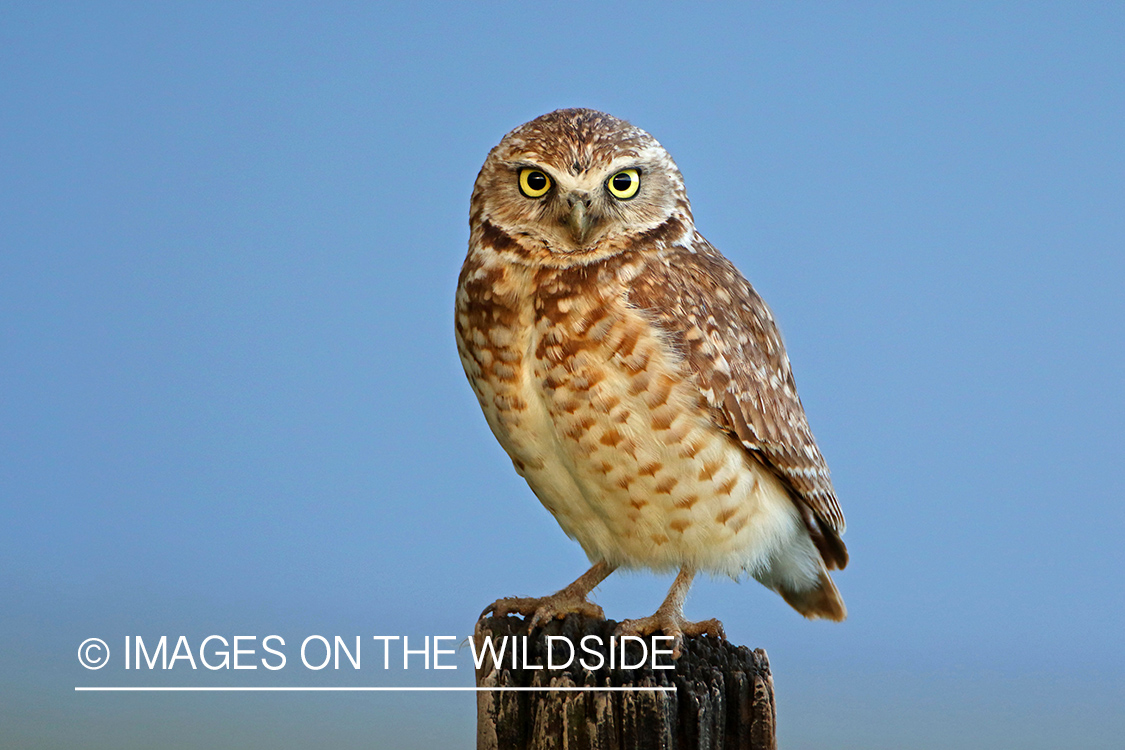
[{"xmin": 564, "ymin": 192, "xmax": 596, "ymax": 246}]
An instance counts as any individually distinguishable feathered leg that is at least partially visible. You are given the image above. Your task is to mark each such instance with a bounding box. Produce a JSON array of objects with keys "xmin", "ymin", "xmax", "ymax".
[
  {"xmin": 615, "ymin": 567, "xmax": 725, "ymax": 657},
  {"xmin": 481, "ymin": 560, "xmax": 617, "ymax": 630}
]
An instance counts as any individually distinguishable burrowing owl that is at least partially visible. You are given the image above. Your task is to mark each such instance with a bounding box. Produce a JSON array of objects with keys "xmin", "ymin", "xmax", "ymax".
[{"xmin": 456, "ymin": 109, "xmax": 847, "ymax": 653}]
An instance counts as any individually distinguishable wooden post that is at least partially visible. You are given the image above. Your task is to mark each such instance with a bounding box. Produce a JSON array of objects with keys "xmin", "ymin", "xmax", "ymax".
[{"xmin": 475, "ymin": 614, "xmax": 776, "ymax": 750}]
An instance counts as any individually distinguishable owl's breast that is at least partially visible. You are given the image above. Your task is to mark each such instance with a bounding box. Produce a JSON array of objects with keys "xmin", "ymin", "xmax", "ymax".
[{"xmin": 455, "ymin": 255, "xmax": 801, "ymax": 576}]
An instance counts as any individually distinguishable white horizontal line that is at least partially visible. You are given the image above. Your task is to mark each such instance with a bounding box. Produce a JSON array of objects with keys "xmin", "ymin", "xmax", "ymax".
[{"xmin": 75, "ymin": 686, "xmax": 676, "ymax": 692}]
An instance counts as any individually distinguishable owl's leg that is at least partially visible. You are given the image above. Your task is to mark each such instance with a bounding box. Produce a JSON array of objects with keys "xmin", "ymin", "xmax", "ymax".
[
  {"xmin": 480, "ymin": 560, "xmax": 617, "ymax": 631},
  {"xmin": 615, "ymin": 567, "xmax": 725, "ymax": 658}
]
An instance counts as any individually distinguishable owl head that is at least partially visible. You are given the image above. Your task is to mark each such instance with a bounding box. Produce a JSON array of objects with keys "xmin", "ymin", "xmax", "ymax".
[{"xmin": 471, "ymin": 109, "xmax": 693, "ymax": 265}]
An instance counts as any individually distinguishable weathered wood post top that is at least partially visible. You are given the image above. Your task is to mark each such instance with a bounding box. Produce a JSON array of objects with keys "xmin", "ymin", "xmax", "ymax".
[{"xmin": 475, "ymin": 614, "xmax": 776, "ymax": 750}]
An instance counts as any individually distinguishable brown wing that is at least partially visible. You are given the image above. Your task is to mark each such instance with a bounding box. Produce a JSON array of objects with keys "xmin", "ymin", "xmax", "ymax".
[{"xmin": 627, "ymin": 237, "xmax": 848, "ymax": 570}]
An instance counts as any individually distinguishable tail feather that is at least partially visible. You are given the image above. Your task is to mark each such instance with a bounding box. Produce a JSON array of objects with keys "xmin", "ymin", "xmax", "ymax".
[
  {"xmin": 778, "ymin": 566, "xmax": 847, "ymax": 622},
  {"xmin": 799, "ymin": 504, "xmax": 849, "ymax": 571}
]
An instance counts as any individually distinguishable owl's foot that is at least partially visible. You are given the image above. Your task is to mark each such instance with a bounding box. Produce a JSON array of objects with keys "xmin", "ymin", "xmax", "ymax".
[
  {"xmin": 615, "ymin": 566, "xmax": 725, "ymax": 658},
  {"xmin": 482, "ymin": 593, "xmax": 606, "ymax": 631},
  {"xmin": 615, "ymin": 610, "xmax": 725, "ymax": 659},
  {"xmin": 480, "ymin": 561, "xmax": 617, "ymax": 632}
]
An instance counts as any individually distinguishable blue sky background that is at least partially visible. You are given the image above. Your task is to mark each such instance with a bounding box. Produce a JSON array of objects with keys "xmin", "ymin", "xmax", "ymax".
[{"xmin": 2, "ymin": 2, "xmax": 1122, "ymax": 748}]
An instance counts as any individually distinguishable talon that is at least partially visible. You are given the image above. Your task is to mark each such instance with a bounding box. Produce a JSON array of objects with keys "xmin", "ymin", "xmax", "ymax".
[
  {"xmin": 527, "ymin": 609, "xmax": 552, "ymax": 631},
  {"xmin": 670, "ymin": 633, "xmax": 684, "ymax": 659},
  {"xmin": 700, "ymin": 619, "xmax": 726, "ymax": 640}
]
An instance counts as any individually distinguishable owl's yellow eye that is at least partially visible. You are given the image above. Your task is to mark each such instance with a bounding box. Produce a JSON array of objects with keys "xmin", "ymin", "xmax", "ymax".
[
  {"xmin": 606, "ymin": 168, "xmax": 640, "ymax": 199},
  {"xmin": 518, "ymin": 168, "xmax": 552, "ymax": 198}
]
